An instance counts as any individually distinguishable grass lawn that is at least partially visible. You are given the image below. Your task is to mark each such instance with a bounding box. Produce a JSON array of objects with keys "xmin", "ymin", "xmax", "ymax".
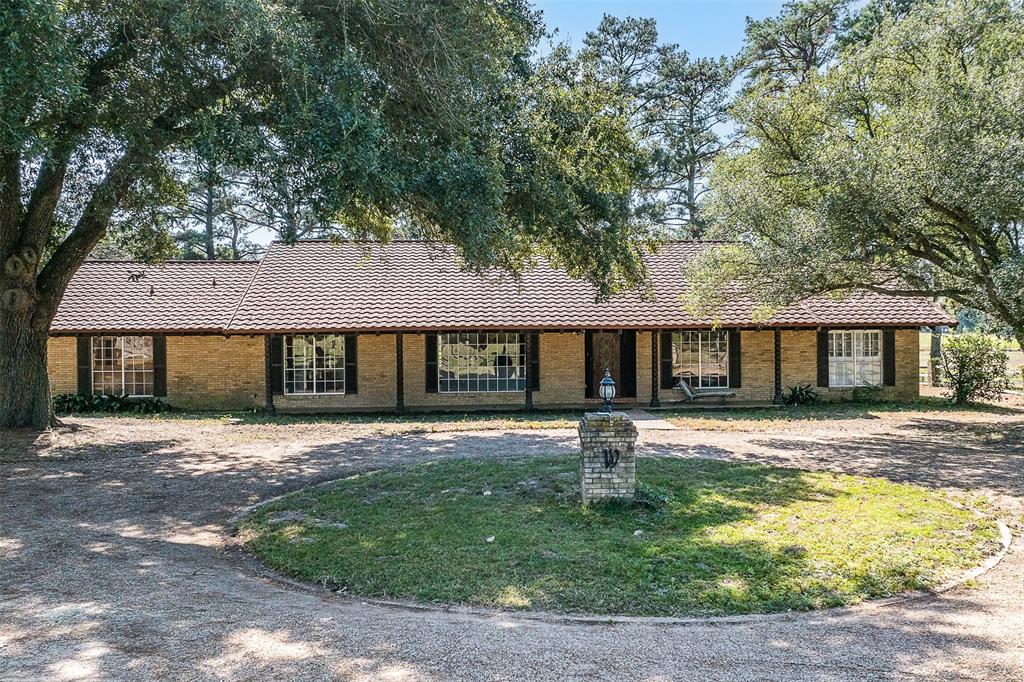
[{"xmin": 239, "ymin": 456, "xmax": 1000, "ymax": 617}]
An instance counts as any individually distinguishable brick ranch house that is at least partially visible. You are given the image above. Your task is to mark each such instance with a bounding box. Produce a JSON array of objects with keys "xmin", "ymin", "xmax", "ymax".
[{"xmin": 46, "ymin": 240, "xmax": 954, "ymax": 412}]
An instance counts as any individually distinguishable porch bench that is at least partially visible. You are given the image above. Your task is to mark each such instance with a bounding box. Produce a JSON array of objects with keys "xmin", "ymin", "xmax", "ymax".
[{"xmin": 674, "ymin": 379, "xmax": 735, "ymax": 402}]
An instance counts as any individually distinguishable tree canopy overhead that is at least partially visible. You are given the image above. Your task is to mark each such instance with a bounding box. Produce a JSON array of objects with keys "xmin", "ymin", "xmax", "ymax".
[
  {"xmin": 0, "ymin": 0, "xmax": 654, "ymax": 428},
  {"xmin": 575, "ymin": 15, "xmax": 735, "ymax": 236},
  {"xmin": 692, "ymin": 0, "xmax": 1024, "ymax": 347}
]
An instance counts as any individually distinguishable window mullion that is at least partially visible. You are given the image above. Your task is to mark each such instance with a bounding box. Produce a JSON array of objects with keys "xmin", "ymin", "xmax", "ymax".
[
  {"xmin": 854, "ymin": 331, "xmax": 861, "ymax": 386},
  {"xmin": 313, "ymin": 335, "xmax": 320, "ymax": 395},
  {"xmin": 119, "ymin": 337, "xmax": 125, "ymax": 396},
  {"xmin": 697, "ymin": 333, "xmax": 703, "ymax": 388}
]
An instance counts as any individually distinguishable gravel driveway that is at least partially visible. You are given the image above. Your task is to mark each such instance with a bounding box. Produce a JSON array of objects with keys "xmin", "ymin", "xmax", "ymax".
[{"xmin": 1, "ymin": 411, "xmax": 1022, "ymax": 681}]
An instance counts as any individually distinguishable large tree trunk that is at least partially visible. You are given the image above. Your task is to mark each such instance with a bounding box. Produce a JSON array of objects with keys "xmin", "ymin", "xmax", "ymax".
[{"xmin": 0, "ymin": 312, "xmax": 53, "ymax": 430}]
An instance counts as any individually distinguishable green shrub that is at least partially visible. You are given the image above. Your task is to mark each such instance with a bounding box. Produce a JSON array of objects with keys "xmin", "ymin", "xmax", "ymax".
[
  {"xmin": 784, "ymin": 384, "xmax": 821, "ymax": 406},
  {"xmin": 850, "ymin": 383, "xmax": 884, "ymax": 403},
  {"xmin": 52, "ymin": 393, "xmax": 171, "ymax": 415},
  {"xmin": 52, "ymin": 393, "xmax": 93, "ymax": 413},
  {"xmin": 940, "ymin": 334, "xmax": 1010, "ymax": 405}
]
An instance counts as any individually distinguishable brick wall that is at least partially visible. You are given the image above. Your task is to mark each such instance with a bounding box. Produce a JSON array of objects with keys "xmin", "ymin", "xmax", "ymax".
[
  {"xmin": 47, "ymin": 327, "xmax": 922, "ymax": 412},
  {"xmin": 636, "ymin": 332, "xmax": 654, "ymax": 404},
  {"xmin": 534, "ymin": 332, "xmax": 585, "ymax": 407},
  {"xmin": 736, "ymin": 330, "xmax": 776, "ymax": 402},
  {"xmin": 273, "ymin": 334, "xmax": 397, "ymax": 413},
  {"xmin": 47, "ymin": 337, "xmax": 78, "ymax": 396},
  {"xmin": 656, "ymin": 328, "xmax": 919, "ymax": 405},
  {"xmin": 167, "ymin": 335, "xmax": 265, "ymax": 410}
]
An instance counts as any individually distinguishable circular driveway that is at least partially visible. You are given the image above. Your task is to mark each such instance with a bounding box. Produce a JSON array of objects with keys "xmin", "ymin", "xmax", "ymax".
[{"xmin": 1, "ymin": 413, "xmax": 1022, "ymax": 681}]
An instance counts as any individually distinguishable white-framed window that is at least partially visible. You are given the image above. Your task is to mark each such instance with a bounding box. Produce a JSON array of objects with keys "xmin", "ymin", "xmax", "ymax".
[
  {"xmin": 438, "ymin": 332, "xmax": 525, "ymax": 393},
  {"xmin": 672, "ymin": 330, "xmax": 729, "ymax": 388},
  {"xmin": 829, "ymin": 330, "xmax": 882, "ymax": 387},
  {"xmin": 91, "ymin": 336, "xmax": 154, "ymax": 397},
  {"xmin": 284, "ymin": 334, "xmax": 345, "ymax": 395}
]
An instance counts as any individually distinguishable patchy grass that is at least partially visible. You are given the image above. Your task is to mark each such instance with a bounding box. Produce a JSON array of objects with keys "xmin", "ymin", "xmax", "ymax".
[
  {"xmin": 239, "ymin": 456, "xmax": 999, "ymax": 617},
  {"xmin": 660, "ymin": 399, "xmax": 1021, "ymax": 432}
]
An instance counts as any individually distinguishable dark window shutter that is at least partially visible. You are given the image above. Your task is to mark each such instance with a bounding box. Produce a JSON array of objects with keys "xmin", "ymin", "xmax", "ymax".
[
  {"xmin": 345, "ymin": 334, "xmax": 358, "ymax": 394},
  {"xmin": 76, "ymin": 336, "xmax": 92, "ymax": 396},
  {"xmin": 659, "ymin": 332, "xmax": 674, "ymax": 389},
  {"xmin": 817, "ymin": 330, "xmax": 830, "ymax": 388},
  {"xmin": 882, "ymin": 329, "xmax": 896, "ymax": 386},
  {"xmin": 584, "ymin": 331, "xmax": 594, "ymax": 398},
  {"xmin": 425, "ymin": 333, "xmax": 438, "ymax": 393},
  {"xmin": 529, "ymin": 333, "xmax": 540, "ymax": 391},
  {"xmin": 151, "ymin": 335, "xmax": 167, "ymax": 397},
  {"xmin": 728, "ymin": 330, "xmax": 742, "ymax": 388},
  {"xmin": 619, "ymin": 331, "xmax": 637, "ymax": 398},
  {"xmin": 269, "ymin": 336, "xmax": 284, "ymax": 394}
]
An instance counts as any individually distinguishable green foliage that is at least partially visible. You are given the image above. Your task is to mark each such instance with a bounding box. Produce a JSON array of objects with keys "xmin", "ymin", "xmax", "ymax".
[
  {"xmin": 850, "ymin": 384, "xmax": 885, "ymax": 403},
  {"xmin": 577, "ymin": 16, "xmax": 736, "ymax": 235},
  {"xmin": 241, "ymin": 455, "xmax": 998, "ymax": 616},
  {"xmin": 632, "ymin": 482, "xmax": 673, "ymax": 512},
  {"xmin": 740, "ymin": 0, "xmax": 846, "ymax": 86},
  {"xmin": 940, "ymin": 334, "xmax": 1011, "ymax": 404},
  {"xmin": 784, "ymin": 384, "xmax": 822, "ymax": 406},
  {"xmin": 692, "ymin": 0, "xmax": 1024, "ymax": 349},
  {"xmin": 2, "ymin": 0, "xmax": 655, "ymax": 295},
  {"xmin": 52, "ymin": 393, "xmax": 171, "ymax": 415}
]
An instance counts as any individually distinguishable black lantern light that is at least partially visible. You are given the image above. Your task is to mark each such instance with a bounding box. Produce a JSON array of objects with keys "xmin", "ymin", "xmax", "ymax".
[{"xmin": 598, "ymin": 368, "xmax": 616, "ymax": 414}]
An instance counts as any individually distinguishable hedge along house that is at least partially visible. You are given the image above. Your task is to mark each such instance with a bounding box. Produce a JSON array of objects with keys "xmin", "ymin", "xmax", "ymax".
[{"xmin": 47, "ymin": 240, "xmax": 954, "ymax": 413}]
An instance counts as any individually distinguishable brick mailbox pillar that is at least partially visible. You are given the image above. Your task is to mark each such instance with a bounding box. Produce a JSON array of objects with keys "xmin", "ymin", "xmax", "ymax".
[{"xmin": 578, "ymin": 412, "xmax": 638, "ymax": 503}]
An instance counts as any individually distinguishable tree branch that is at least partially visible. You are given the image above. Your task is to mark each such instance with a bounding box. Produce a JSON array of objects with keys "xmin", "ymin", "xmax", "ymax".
[{"xmin": 37, "ymin": 148, "xmax": 145, "ymax": 314}]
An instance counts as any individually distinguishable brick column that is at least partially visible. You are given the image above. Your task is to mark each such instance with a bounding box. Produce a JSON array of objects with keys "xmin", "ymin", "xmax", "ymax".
[
  {"xmin": 773, "ymin": 327, "xmax": 784, "ymax": 405},
  {"xmin": 524, "ymin": 331, "xmax": 534, "ymax": 411},
  {"xmin": 395, "ymin": 332, "xmax": 405, "ymax": 413},
  {"xmin": 578, "ymin": 412, "xmax": 638, "ymax": 503}
]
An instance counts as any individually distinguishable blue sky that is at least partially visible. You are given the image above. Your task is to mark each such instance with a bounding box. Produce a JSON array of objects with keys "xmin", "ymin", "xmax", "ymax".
[{"xmin": 534, "ymin": 1, "xmax": 787, "ymax": 58}]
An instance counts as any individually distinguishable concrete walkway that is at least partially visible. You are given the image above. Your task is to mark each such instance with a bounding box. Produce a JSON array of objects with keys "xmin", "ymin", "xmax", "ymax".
[
  {"xmin": 623, "ymin": 408, "xmax": 678, "ymax": 430},
  {"xmin": 1, "ymin": 413, "xmax": 1022, "ymax": 680}
]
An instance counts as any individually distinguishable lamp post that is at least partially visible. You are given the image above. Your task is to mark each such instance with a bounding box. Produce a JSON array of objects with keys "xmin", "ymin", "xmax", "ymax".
[{"xmin": 598, "ymin": 368, "xmax": 616, "ymax": 415}]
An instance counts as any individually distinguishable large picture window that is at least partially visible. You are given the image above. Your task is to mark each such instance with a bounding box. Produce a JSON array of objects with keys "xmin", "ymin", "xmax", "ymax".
[
  {"xmin": 829, "ymin": 330, "xmax": 882, "ymax": 387},
  {"xmin": 438, "ymin": 332, "xmax": 524, "ymax": 393},
  {"xmin": 671, "ymin": 330, "xmax": 729, "ymax": 388},
  {"xmin": 91, "ymin": 336, "xmax": 154, "ymax": 396},
  {"xmin": 284, "ymin": 334, "xmax": 345, "ymax": 395}
]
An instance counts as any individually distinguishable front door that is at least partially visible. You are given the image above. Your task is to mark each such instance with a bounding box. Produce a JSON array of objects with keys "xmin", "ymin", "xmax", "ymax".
[
  {"xmin": 591, "ymin": 332, "xmax": 620, "ymax": 395},
  {"xmin": 584, "ymin": 331, "xmax": 637, "ymax": 398}
]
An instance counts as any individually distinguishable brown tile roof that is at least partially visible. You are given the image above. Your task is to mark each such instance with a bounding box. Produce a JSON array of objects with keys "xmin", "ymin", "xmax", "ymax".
[
  {"xmin": 221, "ymin": 240, "xmax": 954, "ymax": 333},
  {"xmin": 50, "ymin": 260, "xmax": 260, "ymax": 334}
]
